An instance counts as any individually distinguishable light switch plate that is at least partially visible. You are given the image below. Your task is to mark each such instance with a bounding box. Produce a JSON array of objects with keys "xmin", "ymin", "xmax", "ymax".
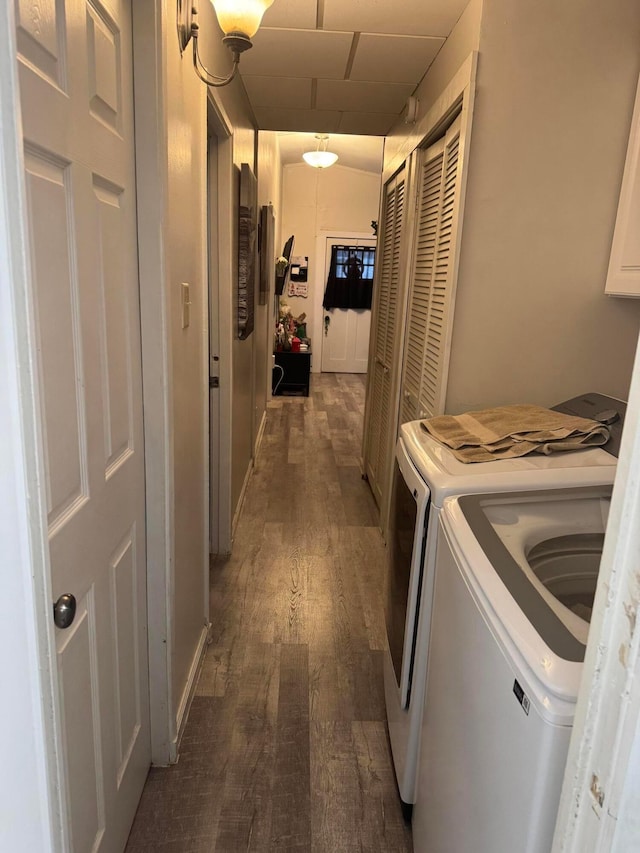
[{"xmin": 181, "ymin": 282, "xmax": 191, "ymax": 329}]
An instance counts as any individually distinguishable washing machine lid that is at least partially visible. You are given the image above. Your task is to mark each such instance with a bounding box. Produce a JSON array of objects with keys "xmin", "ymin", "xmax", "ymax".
[
  {"xmin": 400, "ymin": 393, "xmax": 622, "ymax": 504},
  {"xmin": 442, "ymin": 486, "xmax": 611, "ymax": 711}
]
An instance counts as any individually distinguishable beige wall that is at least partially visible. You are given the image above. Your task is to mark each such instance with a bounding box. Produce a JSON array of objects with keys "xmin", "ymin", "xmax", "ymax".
[
  {"xmin": 383, "ymin": 0, "xmax": 640, "ymax": 414},
  {"xmin": 230, "ymin": 145, "xmax": 256, "ymax": 520},
  {"xmin": 446, "ymin": 0, "xmax": 640, "ymax": 411},
  {"xmin": 280, "ymin": 163, "xmax": 382, "ymax": 354},
  {"xmin": 196, "ymin": 3, "xmax": 263, "ymax": 532},
  {"xmin": 148, "ymin": 0, "xmax": 261, "ymax": 744},
  {"xmin": 164, "ymin": 8, "xmax": 209, "ymax": 728},
  {"xmin": 384, "ymin": 0, "xmax": 482, "ymax": 178},
  {"xmin": 256, "ymin": 132, "xmax": 282, "ymax": 434}
]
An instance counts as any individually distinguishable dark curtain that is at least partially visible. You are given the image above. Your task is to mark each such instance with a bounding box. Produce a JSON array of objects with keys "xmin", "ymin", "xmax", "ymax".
[{"xmin": 322, "ymin": 245, "xmax": 375, "ymax": 310}]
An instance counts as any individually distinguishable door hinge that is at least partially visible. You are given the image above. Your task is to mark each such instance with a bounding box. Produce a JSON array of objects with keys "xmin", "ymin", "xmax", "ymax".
[{"xmin": 209, "ymin": 376, "xmax": 219, "ymax": 388}]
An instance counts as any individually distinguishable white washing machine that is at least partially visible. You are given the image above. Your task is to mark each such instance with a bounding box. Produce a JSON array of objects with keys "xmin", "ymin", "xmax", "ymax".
[
  {"xmin": 384, "ymin": 393, "xmax": 625, "ymax": 817},
  {"xmin": 411, "ymin": 485, "xmax": 611, "ymax": 853}
]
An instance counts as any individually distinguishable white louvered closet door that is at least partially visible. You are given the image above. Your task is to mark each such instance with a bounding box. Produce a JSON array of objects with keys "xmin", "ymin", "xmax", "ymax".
[
  {"xmin": 364, "ymin": 166, "xmax": 406, "ymax": 505},
  {"xmin": 400, "ymin": 115, "xmax": 464, "ymax": 423}
]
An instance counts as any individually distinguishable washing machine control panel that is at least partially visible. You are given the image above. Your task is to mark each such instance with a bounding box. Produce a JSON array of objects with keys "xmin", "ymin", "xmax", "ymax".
[{"xmin": 552, "ymin": 393, "xmax": 626, "ymax": 458}]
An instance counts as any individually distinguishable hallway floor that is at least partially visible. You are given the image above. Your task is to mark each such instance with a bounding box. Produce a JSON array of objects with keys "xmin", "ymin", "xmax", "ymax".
[{"xmin": 125, "ymin": 373, "xmax": 412, "ymax": 852}]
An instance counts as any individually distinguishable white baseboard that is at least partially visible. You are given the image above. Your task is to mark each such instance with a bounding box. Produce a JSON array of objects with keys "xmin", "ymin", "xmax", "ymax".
[
  {"xmin": 169, "ymin": 621, "xmax": 211, "ymax": 763},
  {"xmin": 231, "ymin": 458, "xmax": 254, "ymax": 541},
  {"xmin": 254, "ymin": 409, "xmax": 267, "ymax": 459}
]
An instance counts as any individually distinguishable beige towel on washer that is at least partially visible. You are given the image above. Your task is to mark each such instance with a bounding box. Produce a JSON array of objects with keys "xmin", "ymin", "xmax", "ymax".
[{"xmin": 421, "ymin": 404, "xmax": 610, "ymax": 463}]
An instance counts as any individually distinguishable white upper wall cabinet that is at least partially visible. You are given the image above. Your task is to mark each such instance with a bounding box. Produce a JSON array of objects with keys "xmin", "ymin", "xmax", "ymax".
[{"xmin": 606, "ymin": 74, "xmax": 640, "ymax": 297}]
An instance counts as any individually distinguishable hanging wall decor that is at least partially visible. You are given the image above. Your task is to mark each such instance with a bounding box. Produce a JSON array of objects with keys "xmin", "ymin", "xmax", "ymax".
[
  {"xmin": 259, "ymin": 204, "xmax": 275, "ymax": 305},
  {"xmin": 275, "ymin": 234, "xmax": 295, "ymax": 296},
  {"xmin": 288, "ymin": 255, "xmax": 309, "ymax": 297},
  {"xmin": 238, "ymin": 163, "xmax": 257, "ymax": 338}
]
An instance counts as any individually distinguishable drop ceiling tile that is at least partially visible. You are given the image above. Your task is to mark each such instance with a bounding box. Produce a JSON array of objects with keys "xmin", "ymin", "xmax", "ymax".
[
  {"xmin": 253, "ymin": 107, "xmax": 343, "ymax": 133},
  {"xmin": 337, "ymin": 111, "xmax": 397, "ymax": 136},
  {"xmin": 316, "ymin": 79, "xmax": 414, "ymax": 114},
  {"xmin": 240, "ymin": 28, "xmax": 353, "ymax": 79},
  {"xmin": 261, "ymin": 0, "xmax": 318, "ymax": 29},
  {"xmin": 350, "ymin": 34, "xmax": 444, "ymax": 84},
  {"xmin": 323, "ymin": 0, "xmax": 468, "ymax": 37},
  {"xmin": 242, "ymin": 76, "xmax": 313, "ymax": 109}
]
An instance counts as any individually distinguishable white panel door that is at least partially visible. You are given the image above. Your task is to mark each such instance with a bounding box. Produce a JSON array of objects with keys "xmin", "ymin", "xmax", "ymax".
[
  {"xmin": 321, "ymin": 238, "xmax": 376, "ymax": 373},
  {"xmin": 16, "ymin": 1, "xmax": 150, "ymax": 850}
]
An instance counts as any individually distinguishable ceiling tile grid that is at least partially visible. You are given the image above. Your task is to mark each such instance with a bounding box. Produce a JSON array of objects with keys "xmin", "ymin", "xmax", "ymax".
[
  {"xmin": 254, "ymin": 107, "xmax": 344, "ymax": 133},
  {"xmin": 321, "ymin": 0, "xmax": 468, "ymax": 37},
  {"xmin": 237, "ymin": 0, "xmax": 470, "ymax": 136},
  {"xmin": 337, "ymin": 111, "xmax": 398, "ymax": 136},
  {"xmin": 243, "ymin": 76, "xmax": 313, "ymax": 109},
  {"xmin": 315, "ymin": 79, "xmax": 415, "ymax": 114},
  {"xmin": 350, "ymin": 34, "xmax": 445, "ymax": 84},
  {"xmin": 261, "ymin": 0, "xmax": 318, "ymax": 30},
  {"xmin": 240, "ymin": 29, "xmax": 353, "ymax": 79}
]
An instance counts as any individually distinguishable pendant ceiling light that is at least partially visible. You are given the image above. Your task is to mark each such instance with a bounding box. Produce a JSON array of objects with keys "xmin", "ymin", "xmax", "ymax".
[
  {"xmin": 177, "ymin": 0, "xmax": 274, "ymax": 88},
  {"xmin": 302, "ymin": 134, "xmax": 339, "ymax": 169}
]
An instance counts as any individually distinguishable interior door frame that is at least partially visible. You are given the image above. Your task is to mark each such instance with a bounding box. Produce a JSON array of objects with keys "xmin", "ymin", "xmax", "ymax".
[
  {"xmin": 313, "ymin": 229, "xmax": 376, "ymax": 373},
  {"xmin": 207, "ymin": 94, "xmax": 234, "ymax": 555},
  {"xmin": 131, "ymin": 0, "xmax": 178, "ymax": 765}
]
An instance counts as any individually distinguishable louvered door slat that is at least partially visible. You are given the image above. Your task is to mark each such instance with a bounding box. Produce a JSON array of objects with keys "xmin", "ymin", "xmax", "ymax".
[
  {"xmin": 419, "ymin": 115, "xmax": 463, "ymax": 419},
  {"xmin": 399, "ymin": 146, "xmax": 445, "ymax": 424},
  {"xmin": 364, "ymin": 166, "xmax": 406, "ymax": 504}
]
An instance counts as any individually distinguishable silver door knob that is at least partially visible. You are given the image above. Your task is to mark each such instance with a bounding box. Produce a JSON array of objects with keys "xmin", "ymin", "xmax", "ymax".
[{"xmin": 53, "ymin": 593, "xmax": 77, "ymax": 629}]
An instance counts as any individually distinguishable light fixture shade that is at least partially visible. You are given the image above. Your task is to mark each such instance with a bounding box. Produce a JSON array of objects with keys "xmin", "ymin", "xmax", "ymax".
[
  {"xmin": 210, "ymin": 0, "xmax": 274, "ymax": 38},
  {"xmin": 302, "ymin": 150, "xmax": 339, "ymax": 169}
]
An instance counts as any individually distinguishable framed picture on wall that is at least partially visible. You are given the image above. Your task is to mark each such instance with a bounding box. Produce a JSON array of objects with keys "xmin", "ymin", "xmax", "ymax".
[
  {"xmin": 238, "ymin": 163, "xmax": 257, "ymax": 339},
  {"xmin": 259, "ymin": 204, "xmax": 274, "ymax": 306}
]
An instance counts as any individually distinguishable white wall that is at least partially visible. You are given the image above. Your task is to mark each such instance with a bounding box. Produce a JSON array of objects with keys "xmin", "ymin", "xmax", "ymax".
[
  {"xmin": 445, "ymin": 0, "xmax": 640, "ymax": 412},
  {"xmin": 280, "ymin": 163, "xmax": 381, "ymax": 360},
  {"xmin": 383, "ymin": 0, "xmax": 640, "ymax": 413}
]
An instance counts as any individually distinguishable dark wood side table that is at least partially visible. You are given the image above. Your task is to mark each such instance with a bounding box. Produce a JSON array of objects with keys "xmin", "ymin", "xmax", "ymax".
[{"xmin": 273, "ymin": 347, "xmax": 312, "ymax": 396}]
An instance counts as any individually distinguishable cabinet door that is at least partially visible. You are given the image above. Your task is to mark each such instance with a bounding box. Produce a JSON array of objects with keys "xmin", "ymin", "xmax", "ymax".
[
  {"xmin": 400, "ymin": 114, "xmax": 465, "ymax": 423},
  {"xmin": 606, "ymin": 74, "xmax": 640, "ymax": 297},
  {"xmin": 364, "ymin": 167, "xmax": 406, "ymax": 506}
]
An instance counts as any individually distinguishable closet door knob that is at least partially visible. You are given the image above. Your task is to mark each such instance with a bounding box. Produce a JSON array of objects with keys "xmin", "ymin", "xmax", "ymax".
[{"xmin": 53, "ymin": 593, "xmax": 77, "ymax": 629}]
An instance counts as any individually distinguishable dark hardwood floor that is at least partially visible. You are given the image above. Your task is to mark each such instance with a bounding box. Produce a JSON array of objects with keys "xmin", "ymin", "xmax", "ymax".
[{"xmin": 125, "ymin": 373, "xmax": 412, "ymax": 852}]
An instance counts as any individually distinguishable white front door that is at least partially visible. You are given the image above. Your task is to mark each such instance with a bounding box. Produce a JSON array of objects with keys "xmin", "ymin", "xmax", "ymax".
[
  {"xmin": 320, "ymin": 238, "xmax": 376, "ymax": 373},
  {"xmin": 17, "ymin": 1, "xmax": 150, "ymax": 850}
]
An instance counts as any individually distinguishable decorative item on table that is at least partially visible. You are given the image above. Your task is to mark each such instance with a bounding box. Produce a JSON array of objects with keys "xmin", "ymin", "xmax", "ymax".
[
  {"xmin": 293, "ymin": 311, "xmax": 307, "ymax": 340},
  {"xmin": 291, "ymin": 337, "xmax": 301, "ymax": 353},
  {"xmin": 276, "ymin": 299, "xmax": 305, "ymax": 352}
]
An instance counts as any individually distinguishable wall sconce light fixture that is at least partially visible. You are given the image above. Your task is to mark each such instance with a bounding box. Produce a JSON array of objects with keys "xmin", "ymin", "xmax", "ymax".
[
  {"xmin": 302, "ymin": 134, "xmax": 339, "ymax": 169},
  {"xmin": 177, "ymin": 0, "xmax": 273, "ymax": 88}
]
